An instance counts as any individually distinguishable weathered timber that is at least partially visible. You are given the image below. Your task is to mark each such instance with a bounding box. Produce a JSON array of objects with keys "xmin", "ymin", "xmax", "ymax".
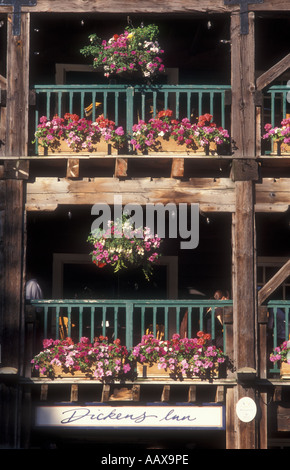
[
  {"xmin": 277, "ymin": 406, "xmax": 290, "ymax": 432},
  {"xmin": 6, "ymin": 0, "xmax": 289, "ymax": 13},
  {"xmin": 171, "ymin": 158, "xmax": 184, "ymax": 178},
  {"xmin": 70, "ymin": 384, "xmax": 78, "ymax": 402},
  {"xmin": 25, "ymin": 177, "xmax": 236, "ymax": 209},
  {"xmin": 230, "ymin": 159, "xmax": 259, "ymax": 181},
  {"xmin": 232, "ymin": 181, "xmax": 257, "ymax": 449},
  {"xmin": 230, "ymin": 11, "xmax": 256, "ymax": 158},
  {"xmin": 161, "ymin": 385, "xmax": 170, "ymax": 402},
  {"xmin": 258, "ymin": 305, "xmax": 268, "ymax": 449},
  {"xmin": 256, "ymin": 53, "xmax": 290, "ymax": 91},
  {"xmin": 2, "ymin": 179, "xmax": 25, "ymax": 369},
  {"xmin": 25, "ymin": 177, "xmax": 290, "ymax": 212},
  {"xmin": 258, "ymin": 259, "xmax": 290, "ymax": 305},
  {"xmin": 5, "ymin": 13, "xmax": 30, "ymax": 156}
]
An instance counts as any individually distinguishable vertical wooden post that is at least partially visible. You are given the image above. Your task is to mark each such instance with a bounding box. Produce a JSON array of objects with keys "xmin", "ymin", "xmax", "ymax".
[
  {"xmin": 258, "ymin": 305, "xmax": 268, "ymax": 449},
  {"xmin": 232, "ymin": 181, "xmax": 257, "ymax": 449},
  {"xmin": 231, "ymin": 11, "xmax": 256, "ymax": 158},
  {"xmin": 2, "ymin": 179, "xmax": 25, "ymax": 369},
  {"xmin": 5, "ymin": 13, "xmax": 30, "ymax": 156},
  {"xmin": 230, "ymin": 11, "xmax": 259, "ymax": 449}
]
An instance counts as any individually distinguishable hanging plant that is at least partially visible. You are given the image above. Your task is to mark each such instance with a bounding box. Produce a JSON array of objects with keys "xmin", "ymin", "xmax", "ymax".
[
  {"xmin": 87, "ymin": 214, "xmax": 162, "ymax": 280},
  {"xmin": 80, "ymin": 23, "xmax": 164, "ymax": 80}
]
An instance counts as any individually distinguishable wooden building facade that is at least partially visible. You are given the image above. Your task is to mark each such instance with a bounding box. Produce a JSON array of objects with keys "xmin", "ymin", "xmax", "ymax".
[{"xmin": 0, "ymin": 0, "xmax": 290, "ymax": 451}]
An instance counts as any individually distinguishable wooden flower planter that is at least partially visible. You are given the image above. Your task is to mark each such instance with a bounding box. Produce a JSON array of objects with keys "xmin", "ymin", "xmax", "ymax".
[
  {"xmin": 39, "ymin": 365, "xmax": 93, "ymax": 379},
  {"xmin": 135, "ymin": 139, "xmax": 217, "ymax": 156},
  {"xmin": 137, "ymin": 362, "xmax": 172, "ymax": 379},
  {"xmin": 38, "ymin": 138, "xmax": 118, "ymax": 156},
  {"xmin": 136, "ymin": 362, "xmax": 221, "ymax": 380},
  {"xmin": 280, "ymin": 362, "xmax": 290, "ymax": 379},
  {"xmin": 150, "ymin": 138, "xmax": 218, "ymax": 155},
  {"xmin": 272, "ymin": 141, "xmax": 290, "ymax": 156}
]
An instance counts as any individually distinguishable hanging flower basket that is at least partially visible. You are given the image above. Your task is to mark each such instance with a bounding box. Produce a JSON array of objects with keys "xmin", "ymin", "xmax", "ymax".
[
  {"xmin": 87, "ymin": 214, "xmax": 162, "ymax": 281},
  {"xmin": 262, "ymin": 117, "xmax": 290, "ymax": 155},
  {"xmin": 31, "ymin": 336, "xmax": 132, "ymax": 382},
  {"xmin": 80, "ymin": 23, "xmax": 164, "ymax": 80},
  {"xmin": 130, "ymin": 111, "xmax": 230, "ymax": 155}
]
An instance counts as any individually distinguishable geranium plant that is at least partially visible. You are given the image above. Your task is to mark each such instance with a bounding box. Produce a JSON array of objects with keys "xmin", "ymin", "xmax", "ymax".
[
  {"xmin": 269, "ymin": 340, "xmax": 290, "ymax": 365},
  {"xmin": 33, "ymin": 115, "xmax": 65, "ymax": 151},
  {"xmin": 34, "ymin": 113, "xmax": 126, "ymax": 153},
  {"xmin": 130, "ymin": 332, "xmax": 228, "ymax": 380},
  {"xmin": 130, "ymin": 110, "xmax": 230, "ymax": 153},
  {"xmin": 262, "ymin": 117, "xmax": 290, "ymax": 150},
  {"xmin": 80, "ymin": 23, "xmax": 164, "ymax": 79},
  {"xmin": 87, "ymin": 214, "xmax": 162, "ymax": 280},
  {"xmin": 31, "ymin": 336, "xmax": 132, "ymax": 382}
]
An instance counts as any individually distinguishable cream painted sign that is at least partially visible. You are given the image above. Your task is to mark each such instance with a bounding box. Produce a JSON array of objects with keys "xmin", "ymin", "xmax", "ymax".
[{"xmin": 35, "ymin": 405, "xmax": 224, "ymax": 429}]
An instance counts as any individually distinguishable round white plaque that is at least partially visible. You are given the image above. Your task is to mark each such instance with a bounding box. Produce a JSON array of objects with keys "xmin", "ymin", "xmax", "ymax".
[{"xmin": 236, "ymin": 397, "xmax": 257, "ymax": 423}]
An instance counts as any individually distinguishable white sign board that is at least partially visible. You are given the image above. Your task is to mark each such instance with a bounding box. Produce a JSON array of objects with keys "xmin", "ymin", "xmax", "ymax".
[
  {"xmin": 236, "ymin": 397, "xmax": 257, "ymax": 423},
  {"xmin": 35, "ymin": 405, "xmax": 225, "ymax": 430}
]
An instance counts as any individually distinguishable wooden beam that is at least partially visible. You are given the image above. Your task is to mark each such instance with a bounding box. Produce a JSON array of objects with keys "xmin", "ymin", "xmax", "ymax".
[
  {"xmin": 230, "ymin": 11, "xmax": 256, "ymax": 158},
  {"xmin": 25, "ymin": 176, "xmax": 290, "ymax": 211},
  {"xmin": 256, "ymin": 53, "xmax": 290, "ymax": 91},
  {"xmin": 258, "ymin": 259, "xmax": 290, "ymax": 305},
  {"xmin": 10, "ymin": 0, "xmax": 290, "ymax": 13},
  {"xmin": 2, "ymin": 179, "xmax": 25, "ymax": 369},
  {"xmin": 5, "ymin": 13, "xmax": 30, "ymax": 156},
  {"xmin": 26, "ymin": 176, "xmax": 236, "ymax": 208}
]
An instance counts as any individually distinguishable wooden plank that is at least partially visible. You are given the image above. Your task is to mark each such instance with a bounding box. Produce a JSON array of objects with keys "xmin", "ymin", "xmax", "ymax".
[
  {"xmin": 14, "ymin": 0, "xmax": 290, "ymax": 13},
  {"xmin": 277, "ymin": 406, "xmax": 290, "ymax": 432},
  {"xmin": 5, "ymin": 13, "xmax": 30, "ymax": 156},
  {"xmin": 256, "ymin": 53, "xmax": 290, "ymax": 91}
]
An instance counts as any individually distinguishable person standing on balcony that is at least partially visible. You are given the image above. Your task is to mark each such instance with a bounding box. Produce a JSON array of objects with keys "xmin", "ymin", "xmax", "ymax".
[
  {"xmin": 205, "ymin": 289, "xmax": 229, "ymax": 349},
  {"xmin": 25, "ymin": 275, "xmax": 43, "ymax": 302},
  {"xmin": 267, "ymin": 306, "xmax": 286, "ymax": 346}
]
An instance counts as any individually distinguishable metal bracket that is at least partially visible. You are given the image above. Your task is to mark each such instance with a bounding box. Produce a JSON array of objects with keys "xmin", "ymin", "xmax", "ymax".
[
  {"xmin": 0, "ymin": 0, "xmax": 37, "ymax": 36},
  {"xmin": 224, "ymin": 0, "xmax": 264, "ymax": 35}
]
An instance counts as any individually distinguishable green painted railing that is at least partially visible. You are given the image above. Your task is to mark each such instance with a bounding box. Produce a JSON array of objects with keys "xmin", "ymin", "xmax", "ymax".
[
  {"xmin": 267, "ymin": 85, "xmax": 290, "ymax": 127},
  {"xmin": 267, "ymin": 300, "xmax": 290, "ymax": 374},
  {"xmin": 29, "ymin": 299, "xmax": 233, "ymax": 351},
  {"xmin": 32, "ymin": 83, "xmax": 231, "ymax": 139}
]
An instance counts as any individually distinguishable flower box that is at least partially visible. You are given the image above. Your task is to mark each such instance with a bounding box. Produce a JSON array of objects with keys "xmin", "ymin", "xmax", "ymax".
[
  {"xmin": 136, "ymin": 362, "xmax": 221, "ymax": 380},
  {"xmin": 272, "ymin": 141, "xmax": 290, "ymax": 156},
  {"xmin": 147, "ymin": 138, "xmax": 217, "ymax": 156},
  {"xmin": 38, "ymin": 138, "xmax": 118, "ymax": 156},
  {"xmin": 137, "ymin": 362, "xmax": 172, "ymax": 379},
  {"xmin": 280, "ymin": 362, "xmax": 290, "ymax": 379},
  {"xmin": 39, "ymin": 364, "xmax": 92, "ymax": 379}
]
